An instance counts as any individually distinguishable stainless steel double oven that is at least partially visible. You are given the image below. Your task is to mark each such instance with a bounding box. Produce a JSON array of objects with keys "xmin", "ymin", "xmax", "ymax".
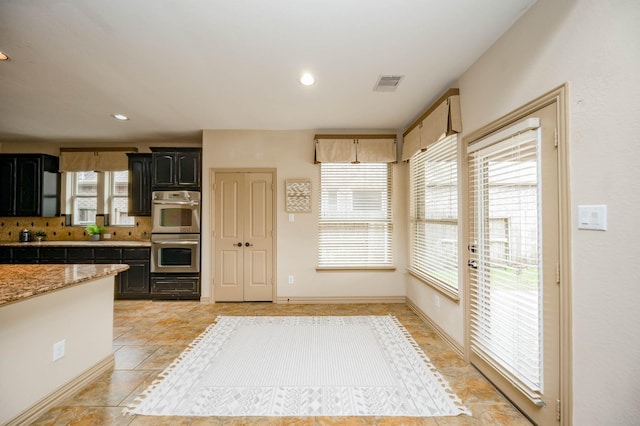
[{"xmin": 150, "ymin": 191, "xmax": 201, "ymax": 298}]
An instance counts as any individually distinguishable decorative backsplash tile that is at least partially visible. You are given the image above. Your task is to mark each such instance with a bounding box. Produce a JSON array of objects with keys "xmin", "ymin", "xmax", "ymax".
[{"xmin": 0, "ymin": 216, "xmax": 152, "ymax": 242}]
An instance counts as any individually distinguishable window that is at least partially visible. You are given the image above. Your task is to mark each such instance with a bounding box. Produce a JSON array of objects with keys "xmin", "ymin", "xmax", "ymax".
[
  {"xmin": 409, "ymin": 134, "xmax": 459, "ymax": 295},
  {"xmin": 69, "ymin": 171, "xmax": 134, "ymax": 226},
  {"xmin": 318, "ymin": 163, "xmax": 393, "ymax": 268}
]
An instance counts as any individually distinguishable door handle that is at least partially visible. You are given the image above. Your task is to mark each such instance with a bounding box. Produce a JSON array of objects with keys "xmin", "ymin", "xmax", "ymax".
[
  {"xmin": 245, "ymin": 242, "xmax": 253, "ymax": 247},
  {"xmin": 236, "ymin": 242, "xmax": 242, "ymax": 247}
]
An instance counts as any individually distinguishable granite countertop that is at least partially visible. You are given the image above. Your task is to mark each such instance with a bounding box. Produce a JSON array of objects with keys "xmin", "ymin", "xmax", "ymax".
[
  {"xmin": 0, "ymin": 264, "xmax": 129, "ymax": 307},
  {"xmin": 0, "ymin": 240, "xmax": 151, "ymax": 247}
]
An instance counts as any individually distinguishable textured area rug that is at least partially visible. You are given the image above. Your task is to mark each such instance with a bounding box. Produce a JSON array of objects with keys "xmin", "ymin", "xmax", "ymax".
[{"xmin": 125, "ymin": 316, "xmax": 470, "ymax": 417}]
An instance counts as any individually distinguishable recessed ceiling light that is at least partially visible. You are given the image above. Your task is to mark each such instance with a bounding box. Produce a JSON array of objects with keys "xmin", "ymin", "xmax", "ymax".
[
  {"xmin": 111, "ymin": 113, "xmax": 129, "ymax": 121},
  {"xmin": 0, "ymin": 51, "xmax": 10, "ymax": 61},
  {"xmin": 300, "ymin": 72, "xmax": 315, "ymax": 86}
]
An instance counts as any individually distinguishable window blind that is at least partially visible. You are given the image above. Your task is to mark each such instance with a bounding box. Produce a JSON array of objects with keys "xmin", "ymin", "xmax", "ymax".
[
  {"xmin": 468, "ymin": 127, "xmax": 544, "ymax": 403},
  {"xmin": 318, "ymin": 162, "xmax": 393, "ymax": 268},
  {"xmin": 408, "ymin": 134, "xmax": 459, "ymax": 292}
]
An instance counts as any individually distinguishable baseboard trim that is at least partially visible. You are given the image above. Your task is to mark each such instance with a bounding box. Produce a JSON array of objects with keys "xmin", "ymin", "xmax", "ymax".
[
  {"xmin": 276, "ymin": 296, "xmax": 406, "ymax": 304},
  {"xmin": 199, "ymin": 297, "xmax": 211, "ymax": 304},
  {"xmin": 6, "ymin": 354, "xmax": 115, "ymax": 426},
  {"xmin": 406, "ymin": 298, "xmax": 464, "ymax": 358}
]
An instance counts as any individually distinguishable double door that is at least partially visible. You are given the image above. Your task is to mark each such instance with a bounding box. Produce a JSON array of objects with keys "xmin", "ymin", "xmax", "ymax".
[{"xmin": 214, "ymin": 172, "xmax": 274, "ymax": 301}]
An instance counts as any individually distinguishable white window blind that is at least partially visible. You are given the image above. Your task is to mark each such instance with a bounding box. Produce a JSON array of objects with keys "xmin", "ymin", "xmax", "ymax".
[
  {"xmin": 468, "ymin": 128, "xmax": 544, "ymax": 403},
  {"xmin": 318, "ymin": 163, "xmax": 393, "ymax": 268},
  {"xmin": 409, "ymin": 134, "xmax": 459, "ymax": 293}
]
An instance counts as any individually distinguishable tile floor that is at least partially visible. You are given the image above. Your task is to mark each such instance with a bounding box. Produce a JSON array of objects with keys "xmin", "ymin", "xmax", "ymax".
[{"xmin": 32, "ymin": 301, "xmax": 532, "ymax": 425}]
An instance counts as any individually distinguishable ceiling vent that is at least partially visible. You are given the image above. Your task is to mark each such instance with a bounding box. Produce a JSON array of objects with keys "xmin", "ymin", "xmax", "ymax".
[{"xmin": 373, "ymin": 75, "xmax": 404, "ymax": 92}]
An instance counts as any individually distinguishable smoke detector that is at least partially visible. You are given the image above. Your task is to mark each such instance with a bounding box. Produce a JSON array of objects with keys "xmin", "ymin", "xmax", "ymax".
[{"xmin": 373, "ymin": 75, "xmax": 404, "ymax": 92}]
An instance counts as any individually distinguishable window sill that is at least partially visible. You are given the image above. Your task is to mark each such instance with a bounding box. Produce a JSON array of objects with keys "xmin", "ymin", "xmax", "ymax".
[
  {"xmin": 316, "ymin": 266, "xmax": 397, "ymax": 272},
  {"xmin": 408, "ymin": 269, "xmax": 460, "ymax": 302}
]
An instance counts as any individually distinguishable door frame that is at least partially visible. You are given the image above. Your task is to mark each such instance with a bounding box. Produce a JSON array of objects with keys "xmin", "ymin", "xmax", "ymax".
[
  {"xmin": 209, "ymin": 168, "xmax": 278, "ymax": 303},
  {"xmin": 462, "ymin": 84, "xmax": 572, "ymax": 424}
]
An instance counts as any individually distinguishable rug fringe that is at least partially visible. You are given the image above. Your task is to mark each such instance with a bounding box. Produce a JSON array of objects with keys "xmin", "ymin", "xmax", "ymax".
[
  {"xmin": 388, "ymin": 315, "xmax": 472, "ymax": 417},
  {"xmin": 122, "ymin": 315, "xmax": 224, "ymax": 416}
]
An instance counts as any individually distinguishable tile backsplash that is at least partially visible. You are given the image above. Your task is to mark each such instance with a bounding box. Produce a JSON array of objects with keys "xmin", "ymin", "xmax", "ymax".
[{"xmin": 0, "ymin": 216, "xmax": 152, "ymax": 242}]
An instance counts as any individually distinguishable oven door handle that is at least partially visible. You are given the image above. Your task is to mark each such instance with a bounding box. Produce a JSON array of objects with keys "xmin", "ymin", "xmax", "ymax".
[
  {"xmin": 153, "ymin": 241, "xmax": 200, "ymax": 245},
  {"xmin": 153, "ymin": 200, "xmax": 199, "ymax": 206}
]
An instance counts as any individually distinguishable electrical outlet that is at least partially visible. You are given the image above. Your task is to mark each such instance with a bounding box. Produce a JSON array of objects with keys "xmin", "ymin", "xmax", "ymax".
[
  {"xmin": 53, "ymin": 339, "xmax": 65, "ymax": 361},
  {"xmin": 288, "ymin": 275, "xmax": 294, "ymax": 284},
  {"xmin": 435, "ymin": 295, "xmax": 441, "ymax": 309},
  {"xmin": 102, "ymin": 233, "xmax": 111, "ymax": 239}
]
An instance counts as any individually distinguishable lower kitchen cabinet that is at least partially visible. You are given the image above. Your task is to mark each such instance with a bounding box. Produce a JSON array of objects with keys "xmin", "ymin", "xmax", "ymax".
[
  {"xmin": 0, "ymin": 245, "xmax": 152, "ymax": 299},
  {"xmin": 118, "ymin": 248, "xmax": 150, "ymax": 298},
  {"xmin": 150, "ymin": 274, "xmax": 200, "ymax": 300}
]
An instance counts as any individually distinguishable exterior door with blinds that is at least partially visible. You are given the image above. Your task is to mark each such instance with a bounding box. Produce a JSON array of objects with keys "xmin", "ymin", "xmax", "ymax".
[
  {"xmin": 467, "ymin": 103, "xmax": 560, "ymax": 425},
  {"xmin": 214, "ymin": 172, "xmax": 274, "ymax": 302}
]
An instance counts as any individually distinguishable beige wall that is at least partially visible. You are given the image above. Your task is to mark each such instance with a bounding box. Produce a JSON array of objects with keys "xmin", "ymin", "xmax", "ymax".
[
  {"xmin": 407, "ymin": 0, "xmax": 640, "ymax": 423},
  {"xmin": 201, "ymin": 130, "xmax": 407, "ymax": 302}
]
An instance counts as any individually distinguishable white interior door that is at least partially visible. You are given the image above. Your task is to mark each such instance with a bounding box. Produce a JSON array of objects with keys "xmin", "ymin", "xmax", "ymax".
[
  {"xmin": 214, "ymin": 172, "xmax": 273, "ymax": 302},
  {"xmin": 467, "ymin": 103, "xmax": 560, "ymax": 425}
]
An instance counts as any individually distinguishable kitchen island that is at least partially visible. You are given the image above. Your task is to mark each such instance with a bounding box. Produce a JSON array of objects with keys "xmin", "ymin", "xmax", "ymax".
[{"xmin": 0, "ymin": 263, "xmax": 128, "ymax": 425}]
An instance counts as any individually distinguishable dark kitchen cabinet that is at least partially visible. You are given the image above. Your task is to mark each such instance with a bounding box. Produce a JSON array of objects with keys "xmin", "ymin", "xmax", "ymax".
[
  {"xmin": 66, "ymin": 247, "xmax": 95, "ymax": 264},
  {"xmin": 150, "ymin": 273, "xmax": 200, "ymax": 300},
  {"xmin": 0, "ymin": 154, "xmax": 60, "ymax": 217},
  {"xmin": 150, "ymin": 148, "xmax": 201, "ymax": 190},
  {"xmin": 118, "ymin": 248, "xmax": 151, "ymax": 298},
  {"xmin": 39, "ymin": 247, "xmax": 67, "ymax": 264},
  {"xmin": 127, "ymin": 153, "xmax": 152, "ymax": 216}
]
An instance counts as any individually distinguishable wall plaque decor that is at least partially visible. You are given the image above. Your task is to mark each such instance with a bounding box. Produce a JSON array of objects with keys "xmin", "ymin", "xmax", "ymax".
[{"xmin": 285, "ymin": 179, "xmax": 311, "ymax": 213}]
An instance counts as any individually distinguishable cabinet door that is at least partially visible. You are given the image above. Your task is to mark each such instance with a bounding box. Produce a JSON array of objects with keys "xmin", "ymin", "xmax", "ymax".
[
  {"xmin": 128, "ymin": 154, "xmax": 152, "ymax": 216},
  {"xmin": 119, "ymin": 261, "xmax": 150, "ymax": 295},
  {"xmin": 176, "ymin": 151, "xmax": 201, "ymax": 188},
  {"xmin": 39, "ymin": 247, "xmax": 67, "ymax": 264},
  {"xmin": 152, "ymin": 153, "xmax": 175, "ymax": 188},
  {"xmin": 66, "ymin": 247, "xmax": 95, "ymax": 263},
  {"xmin": 12, "ymin": 247, "xmax": 39, "ymax": 264},
  {"xmin": 0, "ymin": 158, "xmax": 16, "ymax": 216},
  {"xmin": 16, "ymin": 157, "xmax": 42, "ymax": 216},
  {"xmin": 151, "ymin": 275, "xmax": 200, "ymax": 299},
  {"xmin": 94, "ymin": 247, "xmax": 122, "ymax": 262},
  {"xmin": 0, "ymin": 247, "xmax": 12, "ymax": 264}
]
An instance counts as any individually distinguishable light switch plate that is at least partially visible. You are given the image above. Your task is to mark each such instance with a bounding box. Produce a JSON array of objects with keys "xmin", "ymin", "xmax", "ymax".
[{"xmin": 578, "ymin": 205, "xmax": 607, "ymax": 231}]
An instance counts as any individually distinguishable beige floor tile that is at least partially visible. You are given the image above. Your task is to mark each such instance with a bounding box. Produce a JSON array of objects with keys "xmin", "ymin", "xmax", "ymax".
[{"xmin": 113, "ymin": 345, "xmax": 158, "ymax": 370}]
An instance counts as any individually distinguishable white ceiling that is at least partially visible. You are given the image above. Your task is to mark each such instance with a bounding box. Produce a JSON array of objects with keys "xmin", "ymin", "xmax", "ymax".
[{"xmin": 0, "ymin": 0, "xmax": 536, "ymax": 143}]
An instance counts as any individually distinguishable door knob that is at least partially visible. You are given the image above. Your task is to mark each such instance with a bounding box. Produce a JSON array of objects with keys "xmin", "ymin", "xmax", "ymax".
[
  {"xmin": 236, "ymin": 242, "xmax": 242, "ymax": 247},
  {"xmin": 245, "ymin": 242, "xmax": 253, "ymax": 247}
]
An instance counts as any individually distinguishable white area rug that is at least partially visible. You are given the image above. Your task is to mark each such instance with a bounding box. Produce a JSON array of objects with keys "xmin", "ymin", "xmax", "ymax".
[{"xmin": 125, "ymin": 316, "xmax": 470, "ymax": 417}]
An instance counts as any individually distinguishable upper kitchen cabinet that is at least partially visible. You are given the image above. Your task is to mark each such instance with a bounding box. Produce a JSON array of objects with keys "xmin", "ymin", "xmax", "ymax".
[
  {"xmin": 0, "ymin": 154, "xmax": 60, "ymax": 217},
  {"xmin": 150, "ymin": 148, "xmax": 201, "ymax": 190},
  {"xmin": 127, "ymin": 153, "xmax": 152, "ymax": 216}
]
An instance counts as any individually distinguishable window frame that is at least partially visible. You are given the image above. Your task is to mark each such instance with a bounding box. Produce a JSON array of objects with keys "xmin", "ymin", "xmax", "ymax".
[
  {"xmin": 408, "ymin": 134, "xmax": 461, "ymax": 300},
  {"xmin": 317, "ymin": 162, "xmax": 395, "ymax": 271},
  {"xmin": 66, "ymin": 170, "xmax": 134, "ymax": 226}
]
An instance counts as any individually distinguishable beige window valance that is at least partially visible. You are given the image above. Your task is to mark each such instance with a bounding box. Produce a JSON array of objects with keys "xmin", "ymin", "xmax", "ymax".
[
  {"xmin": 314, "ymin": 134, "xmax": 397, "ymax": 164},
  {"xmin": 59, "ymin": 147, "xmax": 137, "ymax": 172},
  {"xmin": 401, "ymin": 89, "xmax": 462, "ymax": 161}
]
